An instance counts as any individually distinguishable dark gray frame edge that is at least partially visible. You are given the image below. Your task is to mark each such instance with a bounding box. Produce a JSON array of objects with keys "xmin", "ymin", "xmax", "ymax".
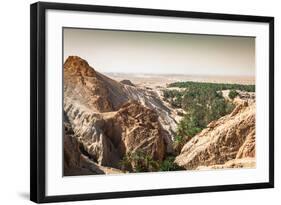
[{"xmin": 30, "ymin": 1, "xmax": 274, "ymax": 203}]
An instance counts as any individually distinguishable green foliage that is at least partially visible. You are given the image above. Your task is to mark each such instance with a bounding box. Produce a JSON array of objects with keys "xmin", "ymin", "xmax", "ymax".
[
  {"xmin": 159, "ymin": 156, "xmax": 183, "ymax": 171},
  {"xmin": 173, "ymin": 135, "xmax": 188, "ymax": 154},
  {"xmin": 174, "ymin": 135, "xmax": 184, "ymax": 143},
  {"xmin": 119, "ymin": 151, "xmax": 183, "ymax": 173},
  {"xmin": 168, "ymin": 81, "xmax": 255, "ymax": 92},
  {"xmin": 118, "ymin": 153, "xmax": 133, "ymax": 171},
  {"xmin": 177, "ymin": 86, "xmax": 230, "ymax": 137},
  {"xmin": 162, "ymin": 81, "xmax": 254, "ymax": 143},
  {"xmin": 228, "ymin": 89, "xmax": 239, "ymax": 99},
  {"xmin": 166, "ymin": 83, "xmax": 240, "ymax": 143},
  {"xmin": 119, "ymin": 151, "xmax": 159, "ymax": 173},
  {"xmin": 163, "ymin": 90, "xmax": 183, "ymax": 108}
]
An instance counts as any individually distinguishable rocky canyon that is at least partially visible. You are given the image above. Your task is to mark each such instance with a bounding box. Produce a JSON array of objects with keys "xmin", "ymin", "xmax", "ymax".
[{"xmin": 63, "ymin": 56, "xmax": 256, "ymax": 175}]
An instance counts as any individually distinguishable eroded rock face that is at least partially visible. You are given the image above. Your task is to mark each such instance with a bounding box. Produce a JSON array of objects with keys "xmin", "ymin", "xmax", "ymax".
[
  {"xmin": 64, "ymin": 100, "xmax": 167, "ymax": 170},
  {"xmin": 236, "ymin": 129, "xmax": 255, "ymax": 159},
  {"xmin": 64, "ymin": 56, "xmax": 175, "ymax": 160},
  {"xmin": 63, "ymin": 56, "xmax": 169, "ymax": 170},
  {"xmin": 64, "ymin": 56, "xmax": 113, "ymax": 112},
  {"xmin": 175, "ymin": 102, "xmax": 256, "ymax": 170},
  {"xmin": 104, "ymin": 101, "xmax": 166, "ymax": 161},
  {"xmin": 63, "ymin": 116, "xmax": 123, "ymax": 175},
  {"xmin": 196, "ymin": 158, "xmax": 256, "ymax": 170},
  {"xmin": 64, "ymin": 102, "xmax": 121, "ymax": 168}
]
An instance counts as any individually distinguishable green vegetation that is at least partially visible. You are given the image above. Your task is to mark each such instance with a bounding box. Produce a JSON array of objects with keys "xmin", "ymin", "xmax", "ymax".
[
  {"xmin": 163, "ymin": 90, "xmax": 183, "ymax": 108},
  {"xmin": 163, "ymin": 81, "xmax": 254, "ymax": 149},
  {"xmin": 176, "ymin": 86, "xmax": 234, "ymax": 139},
  {"xmin": 228, "ymin": 89, "xmax": 239, "ymax": 99},
  {"xmin": 119, "ymin": 150, "xmax": 159, "ymax": 172},
  {"xmin": 159, "ymin": 156, "xmax": 183, "ymax": 171},
  {"xmin": 119, "ymin": 151, "xmax": 183, "ymax": 173},
  {"xmin": 168, "ymin": 81, "xmax": 255, "ymax": 92}
]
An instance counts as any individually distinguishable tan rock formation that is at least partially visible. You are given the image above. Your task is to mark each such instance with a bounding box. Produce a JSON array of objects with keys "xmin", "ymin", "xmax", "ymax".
[
  {"xmin": 196, "ymin": 158, "xmax": 256, "ymax": 170},
  {"xmin": 236, "ymin": 129, "xmax": 255, "ymax": 159},
  {"xmin": 64, "ymin": 56, "xmax": 169, "ymax": 171},
  {"xmin": 120, "ymin": 79, "xmax": 135, "ymax": 86},
  {"xmin": 64, "ymin": 100, "xmax": 167, "ymax": 170},
  {"xmin": 64, "ymin": 56, "xmax": 113, "ymax": 112},
  {"xmin": 64, "ymin": 56, "xmax": 176, "ymax": 155},
  {"xmin": 175, "ymin": 102, "xmax": 256, "ymax": 170},
  {"xmin": 63, "ymin": 117, "xmax": 123, "ymax": 175},
  {"xmin": 104, "ymin": 101, "xmax": 166, "ymax": 161}
]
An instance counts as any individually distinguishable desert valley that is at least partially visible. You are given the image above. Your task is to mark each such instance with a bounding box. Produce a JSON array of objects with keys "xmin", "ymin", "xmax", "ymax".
[{"xmin": 64, "ymin": 56, "xmax": 256, "ymax": 176}]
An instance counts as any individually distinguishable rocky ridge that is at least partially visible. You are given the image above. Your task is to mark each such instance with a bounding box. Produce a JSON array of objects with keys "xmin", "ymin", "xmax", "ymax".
[
  {"xmin": 64, "ymin": 56, "xmax": 172, "ymax": 174},
  {"xmin": 64, "ymin": 115, "xmax": 123, "ymax": 175},
  {"xmin": 64, "ymin": 56, "xmax": 175, "ymax": 150},
  {"xmin": 175, "ymin": 100, "xmax": 256, "ymax": 169}
]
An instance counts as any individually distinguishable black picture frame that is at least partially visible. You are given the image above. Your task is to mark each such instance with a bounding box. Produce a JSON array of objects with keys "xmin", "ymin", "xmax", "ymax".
[{"xmin": 30, "ymin": 2, "xmax": 274, "ymax": 203}]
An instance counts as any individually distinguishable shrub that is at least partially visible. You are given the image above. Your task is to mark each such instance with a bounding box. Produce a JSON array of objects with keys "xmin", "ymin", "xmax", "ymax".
[
  {"xmin": 159, "ymin": 156, "xmax": 183, "ymax": 171},
  {"xmin": 119, "ymin": 151, "xmax": 159, "ymax": 173},
  {"xmin": 228, "ymin": 90, "xmax": 239, "ymax": 99},
  {"xmin": 173, "ymin": 135, "xmax": 187, "ymax": 154}
]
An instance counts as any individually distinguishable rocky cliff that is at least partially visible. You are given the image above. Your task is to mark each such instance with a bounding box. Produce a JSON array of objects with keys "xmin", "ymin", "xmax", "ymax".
[
  {"xmin": 64, "ymin": 56, "xmax": 175, "ymax": 152},
  {"xmin": 175, "ymin": 101, "xmax": 256, "ymax": 170},
  {"xmin": 64, "ymin": 56, "xmax": 172, "ymax": 172},
  {"xmin": 64, "ymin": 114, "xmax": 123, "ymax": 175}
]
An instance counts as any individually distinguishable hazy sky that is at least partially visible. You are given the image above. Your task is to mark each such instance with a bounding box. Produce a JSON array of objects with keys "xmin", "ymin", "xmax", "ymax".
[{"xmin": 64, "ymin": 28, "xmax": 255, "ymax": 76}]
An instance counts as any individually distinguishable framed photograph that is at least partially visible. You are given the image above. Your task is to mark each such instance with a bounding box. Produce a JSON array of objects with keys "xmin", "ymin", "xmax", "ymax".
[{"xmin": 30, "ymin": 2, "xmax": 274, "ymax": 203}]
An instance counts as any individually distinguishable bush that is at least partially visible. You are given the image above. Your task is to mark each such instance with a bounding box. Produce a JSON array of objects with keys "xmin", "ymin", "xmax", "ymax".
[
  {"xmin": 119, "ymin": 151, "xmax": 184, "ymax": 172},
  {"xmin": 159, "ymin": 156, "xmax": 183, "ymax": 171},
  {"xmin": 119, "ymin": 151, "xmax": 159, "ymax": 173},
  {"xmin": 228, "ymin": 90, "xmax": 239, "ymax": 99},
  {"xmin": 173, "ymin": 135, "xmax": 189, "ymax": 154}
]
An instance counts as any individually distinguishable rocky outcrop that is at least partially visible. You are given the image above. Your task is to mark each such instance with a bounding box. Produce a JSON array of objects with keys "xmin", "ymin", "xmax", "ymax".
[
  {"xmin": 63, "ymin": 115, "xmax": 122, "ymax": 175},
  {"xmin": 120, "ymin": 79, "xmax": 135, "ymax": 86},
  {"xmin": 64, "ymin": 100, "xmax": 167, "ymax": 170},
  {"xmin": 64, "ymin": 56, "xmax": 176, "ymax": 154},
  {"xmin": 196, "ymin": 158, "xmax": 256, "ymax": 170},
  {"xmin": 105, "ymin": 101, "xmax": 167, "ymax": 161},
  {"xmin": 236, "ymin": 129, "xmax": 255, "ymax": 159},
  {"xmin": 64, "ymin": 56, "xmax": 113, "ymax": 112},
  {"xmin": 175, "ymin": 101, "xmax": 256, "ymax": 170},
  {"xmin": 63, "ymin": 57, "xmax": 169, "ymax": 172}
]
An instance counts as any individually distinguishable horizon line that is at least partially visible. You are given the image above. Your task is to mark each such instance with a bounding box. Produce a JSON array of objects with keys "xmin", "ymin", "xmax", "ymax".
[{"xmin": 103, "ymin": 71, "xmax": 255, "ymax": 78}]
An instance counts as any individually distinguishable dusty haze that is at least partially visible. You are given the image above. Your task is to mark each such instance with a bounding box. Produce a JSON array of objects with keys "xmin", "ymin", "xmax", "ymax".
[{"xmin": 63, "ymin": 28, "xmax": 255, "ymax": 77}]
